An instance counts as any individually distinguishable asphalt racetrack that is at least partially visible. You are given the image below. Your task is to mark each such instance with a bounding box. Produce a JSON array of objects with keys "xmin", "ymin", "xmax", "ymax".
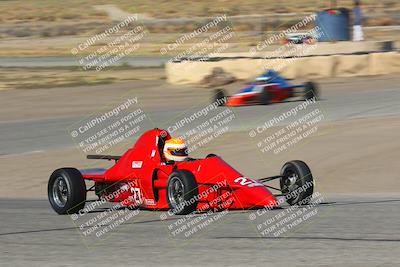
[
  {"xmin": 1, "ymin": 195, "xmax": 399, "ymax": 266},
  {"xmin": 1, "ymin": 76, "xmax": 400, "ymax": 156},
  {"xmin": 1, "ymin": 75, "xmax": 400, "ymax": 266}
]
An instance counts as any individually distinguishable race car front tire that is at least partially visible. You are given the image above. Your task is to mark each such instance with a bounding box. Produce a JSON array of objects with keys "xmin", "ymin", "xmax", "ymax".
[
  {"xmin": 167, "ymin": 170, "xmax": 198, "ymax": 215},
  {"xmin": 260, "ymin": 88, "xmax": 271, "ymax": 105},
  {"xmin": 48, "ymin": 168, "xmax": 87, "ymax": 214},
  {"xmin": 214, "ymin": 89, "xmax": 227, "ymax": 106},
  {"xmin": 304, "ymin": 81, "xmax": 318, "ymax": 100},
  {"xmin": 280, "ymin": 160, "xmax": 314, "ymax": 205}
]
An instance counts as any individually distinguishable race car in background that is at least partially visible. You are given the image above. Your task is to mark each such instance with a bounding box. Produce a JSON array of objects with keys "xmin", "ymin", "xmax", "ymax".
[
  {"xmin": 214, "ymin": 69, "xmax": 318, "ymax": 106},
  {"xmin": 48, "ymin": 128, "xmax": 314, "ymax": 215},
  {"xmin": 282, "ymin": 32, "xmax": 316, "ymax": 45}
]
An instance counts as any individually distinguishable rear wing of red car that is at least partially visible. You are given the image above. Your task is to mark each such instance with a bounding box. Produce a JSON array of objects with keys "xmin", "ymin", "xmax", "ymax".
[{"xmin": 86, "ymin": 154, "xmax": 121, "ymax": 162}]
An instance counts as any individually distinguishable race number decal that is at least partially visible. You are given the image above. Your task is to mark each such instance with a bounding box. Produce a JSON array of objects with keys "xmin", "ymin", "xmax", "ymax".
[
  {"xmin": 234, "ymin": 177, "xmax": 264, "ymax": 188},
  {"xmin": 130, "ymin": 187, "xmax": 143, "ymax": 205}
]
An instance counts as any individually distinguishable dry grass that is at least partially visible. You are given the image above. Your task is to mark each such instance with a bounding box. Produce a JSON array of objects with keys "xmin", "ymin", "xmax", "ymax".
[
  {"xmin": 0, "ymin": 0, "xmax": 398, "ymax": 57},
  {"xmin": 0, "ymin": 67, "xmax": 164, "ymax": 90},
  {"xmin": 0, "ymin": 0, "xmax": 398, "ymax": 21},
  {"xmin": 0, "ymin": 0, "xmax": 397, "ymax": 40}
]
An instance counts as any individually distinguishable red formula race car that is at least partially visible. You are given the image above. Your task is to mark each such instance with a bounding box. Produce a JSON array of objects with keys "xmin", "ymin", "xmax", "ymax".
[
  {"xmin": 48, "ymin": 128, "xmax": 314, "ymax": 215},
  {"xmin": 214, "ymin": 70, "xmax": 318, "ymax": 107}
]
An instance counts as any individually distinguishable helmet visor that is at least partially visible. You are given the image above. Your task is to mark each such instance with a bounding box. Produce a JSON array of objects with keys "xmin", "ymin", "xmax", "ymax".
[{"xmin": 169, "ymin": 147, "xmax": 188, "ymax": 157}]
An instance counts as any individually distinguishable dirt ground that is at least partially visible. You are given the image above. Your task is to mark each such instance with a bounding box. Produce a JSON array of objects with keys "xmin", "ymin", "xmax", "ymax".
[
  {"xmin": 0, "ymin": 116, "xmax": 399, "ymax": 198},
  {"xmin": 0, "ymin": 74, "xmax": 399, "ymax": 198},
  {"xmin": 0, "ymin": 67, "xmax": 165, "ymax": 91},
  {"xmin": 0, "ymin": 73, "xmax": 398, "ymax": 121}
]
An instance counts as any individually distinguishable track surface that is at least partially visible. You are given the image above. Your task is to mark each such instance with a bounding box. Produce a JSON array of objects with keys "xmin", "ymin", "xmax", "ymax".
[
  {"xmin": 1, "ymin": 76, "xmax": 400, "ymax": 156},
  {"xmin": 1, "ymin": 195, "xmax": 400, "ymax": 266},
  {"xmin": 1, "ymin": 75, "xmax": 400, "ymax": 266}
]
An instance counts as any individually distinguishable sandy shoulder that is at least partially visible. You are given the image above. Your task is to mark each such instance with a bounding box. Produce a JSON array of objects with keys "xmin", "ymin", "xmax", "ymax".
[{"xmin": 0, "ymin": 115, "xmax": 399, "ymax": 198}]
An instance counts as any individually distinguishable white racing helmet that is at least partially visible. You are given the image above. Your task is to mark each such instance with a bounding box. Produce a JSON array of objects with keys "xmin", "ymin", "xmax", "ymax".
[{"xmin": 163, "ymin": 138, "xmax": 188, "ymax": 162}]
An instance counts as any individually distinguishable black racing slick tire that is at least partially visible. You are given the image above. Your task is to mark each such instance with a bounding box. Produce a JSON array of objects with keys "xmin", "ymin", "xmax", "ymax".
[
  {"xmin": 280, "ymin": 160, "xmax": 314, "ymax": 205},
  {"xmin": 167, "ymin": 170, "xmax": 198, "ymax": 215},
  {"xmin": 259, "ymin": 88, "xmax": 271, "ymax": 105},
  {"xmin": 214, "ymin": 89, "xmax": 227, "ymax": 106},
  {"xmin": 48, "ymin": 168, "xmax": 87, "ymax": 214},
  {"xmin": 304, "ymin": 81, "xmax": 318, "ymax": 100}
]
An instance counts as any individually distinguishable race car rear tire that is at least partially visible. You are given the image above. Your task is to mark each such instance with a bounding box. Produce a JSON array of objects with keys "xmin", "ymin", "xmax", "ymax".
[
  {"xmin": 214, "ymin": 89, "xmax": 226, "ymax": 106},
  {"xmin": 167, "ymin": 170, "xmax": 198, "ymax": 215},
  {"xmin": 48, "ymin": 168, "xmax": 87, "ymax": 214},
  {"xmin": 260, "ymin": 88, "xmax": 271, "ymax": 105},
  {"xmin": 280, "ymin": 160, "xmax": 314, "ymax": 205},
  {"xmin": 304, "ymin": 81, "xmax": 318, "ymax": 100}
]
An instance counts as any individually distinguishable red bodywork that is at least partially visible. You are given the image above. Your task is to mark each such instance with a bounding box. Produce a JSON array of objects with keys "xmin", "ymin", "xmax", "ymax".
[
  {"xmin": 82, "ymin": 128, "xmax": 277, "ymax": 211},
  {"xmin": 226, "ymin": 84, "xmax": 293, "ymax": 107}
]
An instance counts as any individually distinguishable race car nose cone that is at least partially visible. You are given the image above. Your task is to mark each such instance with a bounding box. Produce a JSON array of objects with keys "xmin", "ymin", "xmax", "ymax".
[
  {"xmin": 233, "ymin": 186, "xmax": 278, "ymax": 209},
  {"xmin": 226, "ymin": 95, "xmax": 246, "ymax": 106}
]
